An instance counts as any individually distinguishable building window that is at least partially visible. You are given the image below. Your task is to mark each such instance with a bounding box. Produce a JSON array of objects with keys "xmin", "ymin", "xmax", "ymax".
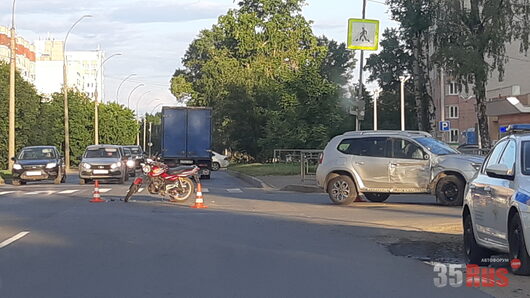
[
  {"xmin": 450, "ymin": 129, "xmax": 459, "ymax": 143},
  {"xmin": 448, "ymin": 105, "xmax": 459, "ymax": 119},
  {"xmin": 448, "ymin": 81, "xmax": 461, "ymax": 95}
]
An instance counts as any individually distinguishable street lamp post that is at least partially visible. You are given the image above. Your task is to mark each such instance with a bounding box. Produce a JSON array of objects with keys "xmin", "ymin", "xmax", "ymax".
[
  {"xmin": 135, "ymin": 91, "xmax": 153, "ymax": 145},
  {"xmin": 373, "ymin": 89, "xmax": 380, "ymax": 131},
  {"xmin": 116, "ymin": 73, "xmax": 136, "ymax": 102},
  {"xmin": 399, "ymin": 75, "xmax": 412, "ymax": 131},
  {"xmin": 63, "ymin": 14, "xmax": 92, "ymax": 170},
  {"xmin": 8, "ymin": 0, "xmax": 16, "ymax": 170},
  {"xmin": 94, "ymin": 53, "xmax": 122, "ymax": 145},
  {"xmin": 127, "ymin": 83, "xmax": 144, "ymax": 109}
]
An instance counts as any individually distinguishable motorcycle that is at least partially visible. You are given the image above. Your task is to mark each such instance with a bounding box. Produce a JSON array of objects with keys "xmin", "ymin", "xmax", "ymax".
[{"xmin": 124, "ymin": 158, "xmax": 200, "ymax": 203}]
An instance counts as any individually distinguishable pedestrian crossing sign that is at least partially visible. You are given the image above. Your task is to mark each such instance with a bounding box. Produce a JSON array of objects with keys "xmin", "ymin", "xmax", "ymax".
[{"xmin": 347, "ymin": 19, "xmax": 380, "ymax": 51}]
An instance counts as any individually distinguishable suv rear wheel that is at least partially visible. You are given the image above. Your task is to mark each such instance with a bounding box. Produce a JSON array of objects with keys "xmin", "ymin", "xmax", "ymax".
[
  {"xmin": 365, "ymin": 193, "xmax": 390, "ymax": 202},
  {"xmin": 327, "ymin": 175, "xmax": 358, "ymax": 205},
  {"xmin": 436, "ymin": 175, "xmax": 465, "ymax": 206}
]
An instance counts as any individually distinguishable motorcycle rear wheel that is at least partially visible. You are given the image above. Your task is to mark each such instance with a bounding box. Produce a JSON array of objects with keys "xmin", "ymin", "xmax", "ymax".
[{"xmin": 169, "ymin": 177, "xmax": 195, "ymax": 202}]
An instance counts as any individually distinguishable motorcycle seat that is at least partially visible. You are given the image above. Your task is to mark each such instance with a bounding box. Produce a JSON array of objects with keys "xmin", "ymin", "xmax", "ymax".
[{"xmin": 168, "ymin": 166, "xmax": 197, "ymax": 175}]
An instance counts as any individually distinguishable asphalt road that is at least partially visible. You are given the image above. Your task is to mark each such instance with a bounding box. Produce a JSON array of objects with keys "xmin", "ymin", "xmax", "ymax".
[{"xmin": 0, "ymin": 171, "xmax": 523, "ymax": 297}]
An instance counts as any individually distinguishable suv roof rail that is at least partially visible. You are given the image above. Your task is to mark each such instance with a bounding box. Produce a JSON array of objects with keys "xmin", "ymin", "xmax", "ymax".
[{"xmin": 342, "ymin": 130, "xmax": 432, "ymax": 137}]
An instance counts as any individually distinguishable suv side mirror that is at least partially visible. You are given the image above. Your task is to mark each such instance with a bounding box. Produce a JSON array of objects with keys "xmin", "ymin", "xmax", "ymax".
[{"xmin": 485, "ymin": 164, "xmax": 514, "ymax": 180}]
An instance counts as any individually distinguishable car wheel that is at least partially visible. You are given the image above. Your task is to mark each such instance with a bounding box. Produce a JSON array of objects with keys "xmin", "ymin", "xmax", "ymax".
[
  {"xmin": 79, "ymin": 179, "xmax": 86, "ymax": 185},
  {"xmin": 365, "ymin": 193, "xmax": 390, "ymax": 202},
  {"xmin": 211, "ymin": 162, "xmax": 220, "ymax": 171},
  {"xmin": 463, "ymin": 213, "xmax": 492, "ymax": 266},
  {"xmin": 509, "ymin": 213, "xmax": 530, "ymax": 275},
  {"xmin": 436, "ymin": 175, "xmax": 465, "ymax": 206},
  {"xmin": 12, "ymin": 179, "xmax": 22, "ymax": 186},
  {"xmin": 327, "ymin": 176, "xmax": 358, "ymax": 205}
]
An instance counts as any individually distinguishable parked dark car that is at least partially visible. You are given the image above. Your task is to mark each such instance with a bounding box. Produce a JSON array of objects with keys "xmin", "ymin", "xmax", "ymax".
[
  {"xmin": 123, "ymin": 145, "xmax": 145, "ymax": 168},
  {"xmin": 11, "ymin": 146, "xmax": 66, "ymax": 185},
  {"xmin": 79, "ymin": 145, "xmax": 129, "ymax": 184}
]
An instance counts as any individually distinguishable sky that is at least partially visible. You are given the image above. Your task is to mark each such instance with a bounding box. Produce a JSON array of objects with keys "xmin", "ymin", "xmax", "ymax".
[{"xmin": 0, "ymin": 0, "xmax": 398, "ymax": 115}]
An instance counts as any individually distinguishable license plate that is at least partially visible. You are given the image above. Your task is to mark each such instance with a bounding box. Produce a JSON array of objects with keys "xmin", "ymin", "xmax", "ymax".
[
  {"xmin": 93, "ymin": 170, "xmax": 109, "ymax": 174},
  {"xmin": 26, "ymin": 171, "xmax": 41, "ymax": 176},
  {"xmin": 180, "ymin": 160, "xmax": 193, "ymax": 165}
]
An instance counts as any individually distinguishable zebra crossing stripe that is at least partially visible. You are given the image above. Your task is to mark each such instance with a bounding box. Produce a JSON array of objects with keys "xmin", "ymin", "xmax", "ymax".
[
  {"xmin": 26, "ymin": 191, "xmax": 56, "ymax": 195},
  {"xmin": 57, "ymin": 190, "xmax": 79, "ymax": 194},
  {"xmin": 99, "ymin": 188, "xmax": 111, "ymax": 193},
  {"xmin": 227, "ymin": 188, "xmax": 243, "ymax": 193},
  {"xmin": 202, "ymin": 188, "xmax": 209, "ymax": 193},
  {"xmin": 0, "ymin": 191, "xmax": 15, "ymax": 196}
]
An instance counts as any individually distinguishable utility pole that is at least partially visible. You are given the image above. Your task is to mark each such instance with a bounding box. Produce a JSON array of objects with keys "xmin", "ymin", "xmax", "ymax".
[
  {"xmin": 95, "ymin": 53, "xmax": 122, "ymax": 145},
  {"xmin": 148, "ymin": 122, "xmax": 153, "ymax": 157},
  {"xmin": 8, "ymin": 0, "xmax": 16, "ymax": 170},
  {"xmin": 373, "ymin": 89, "xmax": 380, "ymax": 131},
  {"xmin": 355, "ymin": 0, "xmax": 367, "ymax": 131},
  {"xmin": 143, "ymin": 117, "xmax": 147, "ymax": 151}
]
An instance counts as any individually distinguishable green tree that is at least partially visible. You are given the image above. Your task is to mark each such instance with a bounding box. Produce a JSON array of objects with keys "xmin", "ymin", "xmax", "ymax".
[
  {"xmin": 387, "ymin": 0, "xmax": 438, "ymax": 132},
  {"xmin": 0, "ymin": 62, "xmax": 43, "ymax": 169},
  {"xmin": 434, "ymin": 0, "xmax": 530, "ymax": 148},
  {"xmin": 172, "ymin": 0, "xmax": 352, "ymax": 159},
  {"xmin": 365, "ymin": 29, "xmax": 417, "ymax": 130}
]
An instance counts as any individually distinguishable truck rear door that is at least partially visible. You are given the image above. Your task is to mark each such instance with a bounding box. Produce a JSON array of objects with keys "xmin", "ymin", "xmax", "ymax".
[
  {"xmin": 162, "ymin": 108, "xmax": 187, "ymax": 158},
  {"xmin": 187, "ymin": 109, "xmax": 211, "ymax": 158}
]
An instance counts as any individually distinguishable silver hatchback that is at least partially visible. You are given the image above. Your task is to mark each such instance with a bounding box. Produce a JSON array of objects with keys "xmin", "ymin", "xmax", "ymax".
[{"xmin": 316, "ymin": 131, "xmax": 483, "ymax": 206}]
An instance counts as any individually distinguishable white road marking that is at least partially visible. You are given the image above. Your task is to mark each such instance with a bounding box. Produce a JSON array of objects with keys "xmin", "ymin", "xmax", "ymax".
[
  {"xmin": 25, "ymin": 191, "xmax": 56, "ymax": 195},
  {"xmin": 0, "ymin": 191, "xmax": 15, "ymax": 196},
  {"xmin": 99, "ymin": 188, "xmax": 111, "ymax": 193},
  {"xmin": 0, "ymin": 231, "xmax": 30, "ymax": 249},
  {"xmin": 202, "ymin": 188, "xmax": 209, "ymax": 193},
  {"xmin": 57, "ymin": 190, "xmax": 79, "ymax": 194},
  {"xmin": 227, "ymin": 188, "xmax": 243, "ymax": 193}
]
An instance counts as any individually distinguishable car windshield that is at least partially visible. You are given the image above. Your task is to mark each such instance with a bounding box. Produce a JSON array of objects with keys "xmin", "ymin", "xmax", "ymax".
[
  {"xmin": 18, "ymin": 148, "xmax": 56, "ymax": 160},
  {"xmin": 127, "ymin": 147, "xmax": 142, "ymax": 154},
  {"xmin": 414, "ymin": 137, "xmax": 459, "ymax": 155},
  {"xmin": 85, "ymin": 148, "xmax": 119, "ymax": 158}
]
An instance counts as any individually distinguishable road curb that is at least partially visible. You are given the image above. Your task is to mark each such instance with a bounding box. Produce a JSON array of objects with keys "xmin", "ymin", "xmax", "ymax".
[
  {"xmin": 226, "ymin": 170, "xmax": 275, "ymax": 190},
  {"xmin": 280, "ymin": 184, "xmax": 323, "ymax": 193}
]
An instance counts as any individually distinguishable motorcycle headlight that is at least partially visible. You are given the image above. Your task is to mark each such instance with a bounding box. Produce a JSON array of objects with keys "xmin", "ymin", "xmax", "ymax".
[
  {"xmin": 81, "ymin": 162, "xmax": 91, "ymax": 170},
  {"xmin": 142, "ymin": 164, "xmax": 151, "ymax": 173},
  {"xmin": 126, "ymin": 160, "xmax": 135, "ymax": 168},
  {"xmin": 111, "ymin": 162, "xmax": 121, "ymax": 169},
  {"xmin": 46, "ymin": 162, "xmax": 57, "ymax": 169},
  {"xmin": 13, "ymin": 163, "xmax": 22, "ymax": 170}
]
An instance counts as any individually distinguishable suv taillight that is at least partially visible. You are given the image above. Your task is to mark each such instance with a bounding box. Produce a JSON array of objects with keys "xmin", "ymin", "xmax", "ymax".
[{"xmin": 319, "ymin": 153, "xmax": 324, "ymax": 164}]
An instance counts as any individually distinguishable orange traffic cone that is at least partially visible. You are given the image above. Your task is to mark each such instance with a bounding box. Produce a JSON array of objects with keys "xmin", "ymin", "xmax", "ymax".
[
  {"xmin": 90, "ymin": 180, "xmax": 105, "ymax": 203},
  {"xmin": 191, "ymin": 182, "xmax": 208, "ymax": 208}
]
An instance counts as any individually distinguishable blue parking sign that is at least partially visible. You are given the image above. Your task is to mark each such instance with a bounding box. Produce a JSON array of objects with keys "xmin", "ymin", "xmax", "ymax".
[{"xmin": 439, "ymin": 121, "xmax": 450, "ymax": 131}]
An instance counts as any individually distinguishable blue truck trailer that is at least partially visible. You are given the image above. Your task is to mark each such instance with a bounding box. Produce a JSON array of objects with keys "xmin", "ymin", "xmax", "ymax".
[{"xmin": 160, "ymin": 107, "xmax": 212, "ymax": 178}]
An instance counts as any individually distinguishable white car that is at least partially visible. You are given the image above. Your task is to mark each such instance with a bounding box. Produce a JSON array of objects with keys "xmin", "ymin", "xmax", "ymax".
[
  {"xmin": 211, "ymin": 151, "xmax": 229, "ymax": 171},
  {"xmin": 463, "ymin": 124, "xmax": 530, "ymax": 275}
]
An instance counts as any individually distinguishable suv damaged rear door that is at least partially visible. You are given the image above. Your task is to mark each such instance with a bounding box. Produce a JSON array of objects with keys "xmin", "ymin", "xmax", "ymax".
[{"xmin": 388, "ymin": 138, "xmax": 430, "ymax": 191}]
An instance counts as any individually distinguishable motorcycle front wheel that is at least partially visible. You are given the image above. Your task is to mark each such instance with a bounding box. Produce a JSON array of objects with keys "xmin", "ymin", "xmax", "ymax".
[
  {"xmin": 124, "ymin": 182, "xmax": 141, "ymax": 202},
  {"xmin": 168, "ymin": 177, "xmax": 195, "ymax": 202}
]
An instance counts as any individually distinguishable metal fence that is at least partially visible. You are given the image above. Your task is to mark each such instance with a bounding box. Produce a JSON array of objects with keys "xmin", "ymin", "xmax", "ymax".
[{"xmin": 273, "ymin": 149, "xmax": 323, "ymax": 182}]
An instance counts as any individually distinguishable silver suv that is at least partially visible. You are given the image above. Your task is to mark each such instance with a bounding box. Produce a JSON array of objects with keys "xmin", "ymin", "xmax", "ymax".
[{"xmin": 316, "ymin": 131, "xmax": 484, "ymax": 206}]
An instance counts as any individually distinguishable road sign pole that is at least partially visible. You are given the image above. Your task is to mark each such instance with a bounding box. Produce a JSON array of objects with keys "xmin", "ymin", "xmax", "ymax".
[{"xmin": 355, "ymin": 0, "xmax": 367, "ymax": 132}]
